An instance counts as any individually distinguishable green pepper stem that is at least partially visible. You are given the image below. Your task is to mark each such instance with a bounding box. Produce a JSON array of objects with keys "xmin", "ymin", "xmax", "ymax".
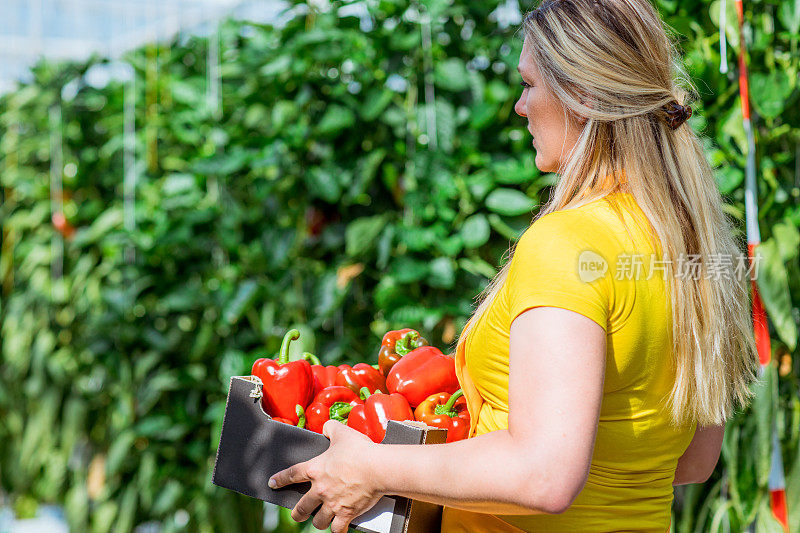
[
  {"xmin": 359, "ymin": 387, "xmax": 372, "ymax": 401},
  {"xmin": 278, "ymin": 329, "xmax": 301, "ymax": 364},
  {"xmin": 303, "ymin": 352, "xmax": 321, "ymax": 365},
  {"xmin": 434, "ymin": 389, "xmax": 464, "ymax": 418},
  {"xmin": 394, "ymin": 331, "xmax": 419, "ymax": 356},
  {"xmin": 296, "ymin": 404, "xmax": 306, "ymax": 429},
  {"xmin": 330, "ymin": 402, "xmax": 353, "ymax": 421}
]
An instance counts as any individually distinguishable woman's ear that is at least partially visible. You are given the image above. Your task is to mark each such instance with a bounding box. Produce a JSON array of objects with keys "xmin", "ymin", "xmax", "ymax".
[{"xmin": 576, "ymin": 89, "xmax": 593, "ymax": 126}]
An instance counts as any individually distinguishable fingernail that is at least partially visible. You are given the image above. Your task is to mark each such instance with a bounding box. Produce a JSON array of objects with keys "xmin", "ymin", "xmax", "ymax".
[{"xmin": 268, "ymin": 478, "xmax": 277, "ymax": 489}]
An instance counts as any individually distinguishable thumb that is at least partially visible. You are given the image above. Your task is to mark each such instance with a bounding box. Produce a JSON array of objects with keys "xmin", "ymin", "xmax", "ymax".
[{"xmin": 322, "ymin": 418, "xmax": 345, "ymax": 439}]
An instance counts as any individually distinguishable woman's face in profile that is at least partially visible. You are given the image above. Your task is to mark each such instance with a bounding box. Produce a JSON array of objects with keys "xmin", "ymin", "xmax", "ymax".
[{"xmin": 514, "ymin": 38, "xmax": 585, "ymax": 174}]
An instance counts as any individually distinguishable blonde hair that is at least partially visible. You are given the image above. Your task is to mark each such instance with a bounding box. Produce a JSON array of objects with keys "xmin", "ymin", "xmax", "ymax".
[{"xmin": 456, "ymin": 0, "xmax": 760, "ymax": 427}]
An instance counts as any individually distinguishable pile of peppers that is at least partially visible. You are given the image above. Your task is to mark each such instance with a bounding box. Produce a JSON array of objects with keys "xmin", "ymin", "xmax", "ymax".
[{"xmin": 250, "ymin": 327, "xmax": 470, "ymax": 443}]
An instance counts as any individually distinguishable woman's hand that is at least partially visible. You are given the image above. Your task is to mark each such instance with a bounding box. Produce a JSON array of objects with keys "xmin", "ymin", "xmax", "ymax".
[{"xmin": 268, "ymin": 419, "xmax": 384, "ymax": 533}]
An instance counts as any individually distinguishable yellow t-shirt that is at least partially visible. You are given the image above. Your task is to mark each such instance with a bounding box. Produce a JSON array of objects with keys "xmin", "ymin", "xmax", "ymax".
[{"xmin": 442, "ymin": 192, "xmax": 697, "ymax": 532}]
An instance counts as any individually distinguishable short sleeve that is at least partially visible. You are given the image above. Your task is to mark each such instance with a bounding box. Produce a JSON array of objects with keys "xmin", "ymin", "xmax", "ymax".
[{"xmin": 506, "ymin": 212, "xmax": 611, "ymax": 332}]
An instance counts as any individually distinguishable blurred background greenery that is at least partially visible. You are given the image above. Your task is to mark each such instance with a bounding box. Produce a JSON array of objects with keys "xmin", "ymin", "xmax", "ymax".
[{"xmin": 0, "ymin": 0, "xmax": 799, "ymax": 531}]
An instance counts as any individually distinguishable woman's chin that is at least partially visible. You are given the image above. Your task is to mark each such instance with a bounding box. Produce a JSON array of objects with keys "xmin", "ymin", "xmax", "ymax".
[{"xmin": 533, "ymin": 152, "xmax": 549, "ymax": 173}]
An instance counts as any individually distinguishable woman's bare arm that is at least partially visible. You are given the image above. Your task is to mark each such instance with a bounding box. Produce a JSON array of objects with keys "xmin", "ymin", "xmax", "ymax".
[
  {"xmin": 370, "ymin": 306, "xmax": 606, "ymax": 515},
  {"xmin": 672, "ymin": 424, "xmax": 725, "ymax": 485},
  {"xmin": 270, "ymin": 307, "xmax": 605, "ymax": 527}
]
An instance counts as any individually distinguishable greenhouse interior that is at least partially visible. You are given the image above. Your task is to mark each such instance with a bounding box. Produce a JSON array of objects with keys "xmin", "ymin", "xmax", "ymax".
[{"xmin": 1, "ymin": 0, "xmax": 799, "ymax": 532}]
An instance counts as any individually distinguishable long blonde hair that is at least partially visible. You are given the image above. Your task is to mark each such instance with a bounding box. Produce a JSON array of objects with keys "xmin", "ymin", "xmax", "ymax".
[{"xmin": 456, "ymin": 0, "xmax": 760, "ymax": 427}]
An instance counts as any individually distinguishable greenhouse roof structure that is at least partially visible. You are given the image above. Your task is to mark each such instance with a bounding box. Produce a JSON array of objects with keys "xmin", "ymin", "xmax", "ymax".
[{"xmin": 0, "ymin": 0, "xmax": 294, "ymax": 94}]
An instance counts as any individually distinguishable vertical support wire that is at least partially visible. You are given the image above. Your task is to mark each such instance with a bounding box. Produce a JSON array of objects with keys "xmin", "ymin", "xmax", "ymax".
[
  {"xmin": 420, "ymin": 4, "xmax": 437, "ymax": 151},
  {"xmin": 145, "ymin": 0, "xmax": 159, "ymax": 174},
  {"xmin": 124, "ymin": 75, "xmax": 137, "ymax": 265},
  {"xmin": 123, "ymin": 2, "xmax": 137, "ymax": 265},
  {"xmin": 719, "ymin": 0, "xmax": 728, "ymax": 74},
  {"xmin": 207, "ymin": 9, "xmax": 222, "ymax": 120},
  {"xmin": 205, "ymin": 3, "xmax": 227, "ymax": 271},
  {"xmin": 49, "ymin": 104, "xmax": 64, "ymax": 284}
]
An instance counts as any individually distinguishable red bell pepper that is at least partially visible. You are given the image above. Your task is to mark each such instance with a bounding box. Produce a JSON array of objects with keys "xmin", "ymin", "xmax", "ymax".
[
  {"xmin": 304, "ymin": 352, "xmax": 342, "ymax": 398},
  {"xmin": 414, "ymin": 390, "xmax": 469, "ymax": 443},
  {"xmin": 353, "ymin": 387, "xmax": 415, "ymax": 443},
  {"xmin": 306, "ymin": 386, "xmax": 363, "ymax": 433},
  {"xmin": 378, "ymin": 328, "xmax": 428, "ymax": 377},
  {"xmin": 251, "ymin": 329, "xmax": 315, "ymax": 425},
  {"xmin": 346, "ymin": 403, "xmax": 369, "ymax": 436},
  {"xmin": 386, "ymin": 346, "xmax": 459, "ymax": 408},
  {"xmin": 271, "ymin": 405, "xmax": 307, "ymax": 429},
  {"xmin": 335, "ymin": 363, "xmax": 388, "ymax": 395}
]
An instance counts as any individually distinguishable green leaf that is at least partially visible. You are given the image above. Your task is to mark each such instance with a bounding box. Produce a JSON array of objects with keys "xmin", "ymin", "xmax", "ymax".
[
  {"xmin": 715, "ymin": 165, "xmax": 744, "ymax": 195},
  {"xmin": 377, "ymin": 226, "xmax": 395, "ymax": 270},
  {"xmin": 400, "ymin": 225, "xmax": 438, "ymax": 252},
  {"xmin": 360, "ymin": 89, "xmax": 394, "ymax": 121},
  {"xmin": 434, "ymin": 59, "xmax": 470, "ymax": 92},
  {"xmin": 92, "ymin": 501, "xmax": 118, "ymax": 533},
  {"xmin": 260, "ymin": 55, "xmax": 292, "ymax": 77},
  {"xmin": 345, "ymin": 215, "xmax": 388, "ymax": 257},
  {"xmin": 721, "ymin": 100, "xmax": 747, "ymax": 156},
  {"xmin": 488, "ymin": 213, "xmax": 525, "ymax": 240},
  {"xmin": 778, "ymin": 0, "xmax": 800, "ymax": 35},
  {"xmin": 469, "ymin": 101, "xmax": 500, "ymax": 130},
  {"xmin": 223, "ymin": 279, "xmax": 260, "ymax": 325},
  {"xmin": 466, "ymin": 170, "xmax": 494, "ymax": 201},
  {"xmin": 435, "ymin": 100, "xmax": 456, "ymax": 153},
  {"xmin": 461, "ymin": 214, "xmax": 490, "ymax": 248},
  {"xmin": 485, "ymin": 188, "xmax": 537, "ymax": 216},
  {"xmin": 64, "ymin": 483, "xmax": 89, "ymax": 531},
  {"xmin": 771, "ymin": 220, "xmax": 800, "ymax": 263},
  {"xmin": 112, "ymin": 486, "xmax": 138, "ymax": 533},
  {"xmin": 750, "ymin": 366, "xmax": 775, "ymax": 488},
  {"xmin": 134, "ymin": 415, "xmax": 173, "ymax": 438},
  {"xmin": 374, "ymin": 277, "xmax": 401, "ymax": 309},
  {"xmin": 73, "ymin": 208, "xmax": 123, "ymax": 247},
  {"xmin": 151, "ymin": 480, "xmax": 182, "ymax": 516},
  {"xmin": 305, "ymin": 167, "xmax": 341, "ymax": 203},
  {"xmin": 492, "ymin": 158, "xmax": 534, "ymax": 184},
  {"xmin": 391, "ymin": 256, "xmax": 430, "ymax": 283},
  {"xmin": 161, "ymin": 174, "xmax": 197, "ymax": 196},
  {"xmin": 106, "ymin": 431, "xmax": 135, "ymax": 476},
  {"xmin": 458, "ymin": 257, "xmax": 497, "ymax": 279},
  {"xmin": 437, "ymin": 234, "xmax": 463, "ymax": 256},
  {"xmin": 755, "ymin": 240, "xmax": 797, "ymax": 350},
  {"xmin": 428, "ymin": 257, "xmax": 455, "ymax": 289},
  {"xmin": 171, "ymin": 79, "xmax": 204, "ymax": 105},
  {"xmin": 750, "ymin": 72, "xmax": 794, "ymax": 119},
  {"xmin": 317, "ymin": 105, "xmax": 356, "ymax": 135}
]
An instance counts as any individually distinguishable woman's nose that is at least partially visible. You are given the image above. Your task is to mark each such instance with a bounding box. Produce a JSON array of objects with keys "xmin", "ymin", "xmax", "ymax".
[{"xmin": 514, "ymin": 95, "xmax": 526, "ymax": 117}]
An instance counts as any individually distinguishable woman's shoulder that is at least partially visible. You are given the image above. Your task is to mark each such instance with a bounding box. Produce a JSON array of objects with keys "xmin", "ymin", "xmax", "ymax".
[
  {"xmin": 523, "ymin": 193, "xmax": 652, "ymax": 252},
  {"xmin": 522, "ymin": 197, "xmax": 623, "ymax": 244}
]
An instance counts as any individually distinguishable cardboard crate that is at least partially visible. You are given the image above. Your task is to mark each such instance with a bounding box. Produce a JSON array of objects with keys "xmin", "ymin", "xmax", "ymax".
[{"xmin": 212, "ymin": 376, "xmax": 445, "ymax": 533}]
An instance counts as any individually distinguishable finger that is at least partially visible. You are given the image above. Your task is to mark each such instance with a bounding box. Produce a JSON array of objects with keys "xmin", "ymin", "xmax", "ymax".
[
  {"xmin": 269, "ymin": 462, "xmax": 309, "ymax": 489},
  {"xmin": 311, "ymin": 503, "xmax": 336, "ymax": 531},
  {"xmin": 330, "ymin": 514, "xmax": 354, "ymax": 533},
  {"xmin": 291, "ymin": 490, "xmax": 322, "ymax": 523},
  {"xmin": 324, "ymin": 418, "xmax": 371, "ymax": 443},
  {"xmin": 322, "ymin": 418, "xmax": 345, "ymax": 438}
]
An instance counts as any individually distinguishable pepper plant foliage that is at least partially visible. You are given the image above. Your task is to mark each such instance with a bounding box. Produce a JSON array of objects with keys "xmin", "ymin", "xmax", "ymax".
[{"xmin": 1, "ymin": 0, "xmax": 799, "ymax": 531}]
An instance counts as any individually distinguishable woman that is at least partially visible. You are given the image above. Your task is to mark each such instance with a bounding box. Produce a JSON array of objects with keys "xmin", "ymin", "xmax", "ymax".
[{"xmin": 269, "ymin": 0, "xmax": 761, "ymax": 531}]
